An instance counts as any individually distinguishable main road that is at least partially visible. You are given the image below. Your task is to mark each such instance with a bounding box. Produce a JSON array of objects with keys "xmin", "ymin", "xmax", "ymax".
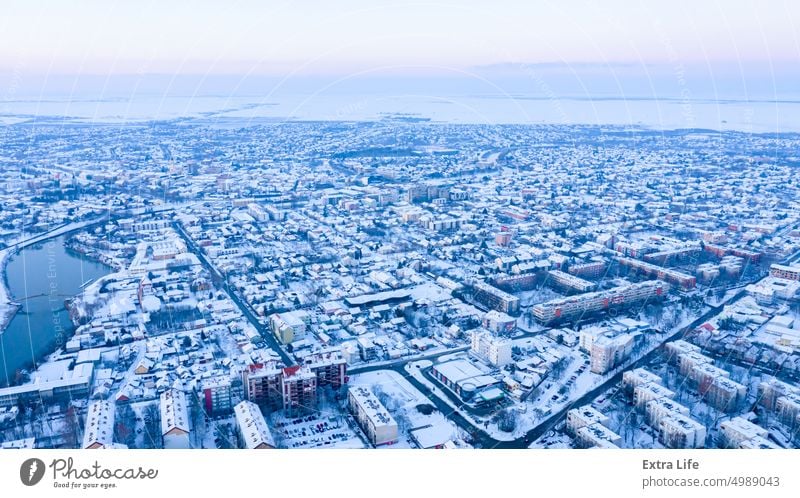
[
  {"xmin": 173, "ymin": 222, "xmax": 295, "ymax": 365},
  {"xmin": 350, "ymin": 292, "xmax": 746, "ymax": 448}
]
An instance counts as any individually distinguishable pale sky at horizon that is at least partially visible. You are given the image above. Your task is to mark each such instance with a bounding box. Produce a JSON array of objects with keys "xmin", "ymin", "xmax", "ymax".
[{"xmin": 1, "ymin": 0, "xmax": 799, "ymax": 76}]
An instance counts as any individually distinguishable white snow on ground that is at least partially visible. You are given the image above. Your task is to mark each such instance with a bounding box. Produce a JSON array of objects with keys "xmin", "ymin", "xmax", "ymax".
[
  {"xmin": 350, "ymin": 369, "xmax": 464, "ymax": 448},
  {"xmin": 407, "ymin": 281, "xmax": 453, "ymax": 303},
  {"xmin": 402, "ymin": 359, "xmax": 513, "ymax": 439},
  {"xmin": 704, "ymin": 286, "xmax": 744, "ymax": 307}
]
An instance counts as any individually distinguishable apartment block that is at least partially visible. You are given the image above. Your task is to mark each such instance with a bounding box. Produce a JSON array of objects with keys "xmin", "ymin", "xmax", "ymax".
[
  {"xmin": 566, "ymin": 405, "xmax": 610, "ymax": 437},
  {"xmin": 633, "ymin": 382, "xmax": 675, "ymax": 411},
  {"xmin": 82, "ymin": 400, "xmax": 115, "ymax": 449},
  {"xmin": 658, "ymin": 414, "xmax": 706, "ymax": 449},
  {"xmin": 532, "ymin": 280, "xmax": 666, "ymax": 324},
  {"xmin": 575, "ymin": 423, "xmax": 621, "ymax": 449},
  {"xmin": 348, "ymin": 386, "xmax": 398, "ymax": 446},
  {"xmin": 622, "ymin": 368, "xmax": 662, "ymax": 395},
  {"xmin": 200, "ymin": 376, "xmax": 233, "ymax": 416},
  {"xmin": 160, "ymin": 389, "xmax": 191, "ymax": 449},
  {"xmin": 470, "ymin": 329, "xmax": 513, "ymax": 366},
  {"xmin": 645, "ymin": 397, "xmax": 690, "ymax": 427},
  {"xmin": 234, "ymin": 400, "xmax": 275, "ymax": 449},
  {"xmin": 719, "ymin": 417, "xmax": 768, "ymax": 449},
  {"xmin": 281, "ymin": 366, "xmax": 317, "ymax": 415}
]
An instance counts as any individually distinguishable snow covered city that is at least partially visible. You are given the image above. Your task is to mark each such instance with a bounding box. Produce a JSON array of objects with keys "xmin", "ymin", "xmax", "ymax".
[{"xmin": 1, "ymin": 1, "xmax": 799, "ymax": 497}]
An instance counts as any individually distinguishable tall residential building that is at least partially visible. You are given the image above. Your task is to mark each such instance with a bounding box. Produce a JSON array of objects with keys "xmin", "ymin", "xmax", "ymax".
[
  {"xmin": 776, "ymin": 393, "xmax": 800, "ymax": 429},
  {"xmin": 568, "ymin": 261, "xmax": 606, "ymax": 279},
  {"xmin": 575, "ymin": 423, "xmax": 621, "ymax": 449},
  {"xmin": 658, "ymin": 414, "xmax": 706, "ymax": 449},
  {"xmin": 471, "ymin": 281, "xmax": 521, "ymax": 315},
  {"xmin": 622, "ymin": 368, "xmax": 662, "ymax": 395},
  {"xmin": 664, "ymin": 340, "xmax": 701, "ymax": 365},
  {"xmin": 703, "ymin": 377, "xmax": 746, "ymax": 413},
  {"xmin": 281, "ymin": 366, "xmax": 317, "ymax": 415},
  {"xmin": 200, "ymin": 376, "xmax": 233, "ymax": 416},
  {"xmin": 269, "ymin": 310, "xmax": 310, "ymax": 345},
  {"xmin": 566, "ymin": 405, "xmax": 610, "ymax": 437},
  {"xmin": 757, "ymin": 377, "xmax": 800, "ymax": 411},
  {"xmin": 242, "ymin": 362, "xmax": 284, "ymax": 409},
  {"xmin": 770, "ymin": 263, "xmax": 800, "ymax": 281},
  {"xmin": 302, "ymin": 350, "xmax": 348, "ymax": 388},
  {"xmin": 645, "ymin": 398, "xmax": 690, "ymax": 427},
  {"xmin": 482, "ymin": 310, "xmax": 516, "ymax": 334},
  {"xmin": 633, "ymin": 382, "xmax": 675, "ymax": 411},
  {"xmin": 590, "ymin": 333, "xmax": 636, "ymax": 375},
  {"xmin": 617, "ymin": 257, "xmax": 696, "ymax": 289},
  {"xmin": 678, "ymin": 351, "xmax": 713, "ymax": 378},
  {"xmin": 546, "ymin": 270, "xmax": 597, "ymax": 293},
  {"xmin": 470, "ymin": 329, "xmax": 512, "ymax": 366},
  {"xmin": 719, "ymin": 417, "xmax": 769, "ymax": 449}
]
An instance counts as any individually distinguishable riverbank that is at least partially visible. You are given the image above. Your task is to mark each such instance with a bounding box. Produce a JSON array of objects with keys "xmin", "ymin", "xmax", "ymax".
[
  {"xmin": 0, "ymin": 236, "xmax": 114, "ymax": 386},
  {"xmin": 0, "ymin": 247, "xmax": 21, "ymax": 334},
  {"xmin": 63, "ymin": 234, "xmax": 126, "ymax": 271}
]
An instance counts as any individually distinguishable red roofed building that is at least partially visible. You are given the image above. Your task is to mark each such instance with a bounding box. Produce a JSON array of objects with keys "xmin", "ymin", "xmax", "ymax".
[{"xmin": 281, "ymin": 366, "xmax": 317, "ymax": 415}]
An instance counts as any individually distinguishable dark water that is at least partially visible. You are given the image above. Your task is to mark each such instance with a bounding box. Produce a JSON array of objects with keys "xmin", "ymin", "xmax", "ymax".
[{"xmin": 0, "ymin": 236, "xmax": 111, "ymax": 387}]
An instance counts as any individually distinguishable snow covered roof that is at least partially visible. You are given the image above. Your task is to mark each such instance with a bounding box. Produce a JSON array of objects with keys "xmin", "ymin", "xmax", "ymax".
[
  {"xmin": 410, "ymin": 423, "xmax": 454, "ymax": 449},
  {"xmin": 82, "ymin": 400, "xmax": 115, "ymax": 449},
  {"xmin": 348, "ymin": 386, "xmax": 397, "ymax": 429},
  {"xmin": 160, "ymin": 389, "xmax": 190, "ymax": 436},
  {"xmin": 233, "ymin": 401, "xmax": 275, "ymax": 449}
]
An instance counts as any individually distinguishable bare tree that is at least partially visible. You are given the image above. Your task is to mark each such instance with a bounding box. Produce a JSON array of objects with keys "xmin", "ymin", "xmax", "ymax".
[
  {"xmin": 114, "ymin": 403, "xmax": 137, "ymax": 448},
  {"xmin": 62, "ymin": 405, "xmax": 82, "ymax": 448},
  {"xmin": 142, "ymin": 403, "xmax": 162, "ymax": 449},
  {"xmin": 214, "ymin": 423, "xmax": 236, "ymax": 449}
]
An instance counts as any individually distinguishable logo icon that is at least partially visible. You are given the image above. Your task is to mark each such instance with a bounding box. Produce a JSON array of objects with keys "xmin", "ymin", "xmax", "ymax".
[{"xmin": 20, "ymin": 458, "xmax": 46, "ymax": 486}]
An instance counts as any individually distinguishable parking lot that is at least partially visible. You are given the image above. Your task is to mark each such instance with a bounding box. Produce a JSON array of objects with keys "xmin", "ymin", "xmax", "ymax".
[{"xmin": 273, "ymin": 413, "xmax": 365, "ymax": 449}]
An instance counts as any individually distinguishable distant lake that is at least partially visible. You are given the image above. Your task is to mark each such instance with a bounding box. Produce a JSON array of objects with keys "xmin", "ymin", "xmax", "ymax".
[
  {"xmin": 0, "ymin": 236, "xmax": 111, "ymax": 387},
  {"xmin": 2, "ymin": 94, "xmax": 799, "ymax": 133}
]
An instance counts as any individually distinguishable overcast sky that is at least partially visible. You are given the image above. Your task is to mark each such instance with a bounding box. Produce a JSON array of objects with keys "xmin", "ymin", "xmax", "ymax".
[{"xmin": 1, "ymin": 0, "xmax": 798, "ymax": 98}]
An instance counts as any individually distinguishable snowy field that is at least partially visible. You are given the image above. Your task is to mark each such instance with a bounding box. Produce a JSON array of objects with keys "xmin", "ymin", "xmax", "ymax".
[{"xmin": 350, "ymin": 369, "xmax": 465, "ymax": 448}]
